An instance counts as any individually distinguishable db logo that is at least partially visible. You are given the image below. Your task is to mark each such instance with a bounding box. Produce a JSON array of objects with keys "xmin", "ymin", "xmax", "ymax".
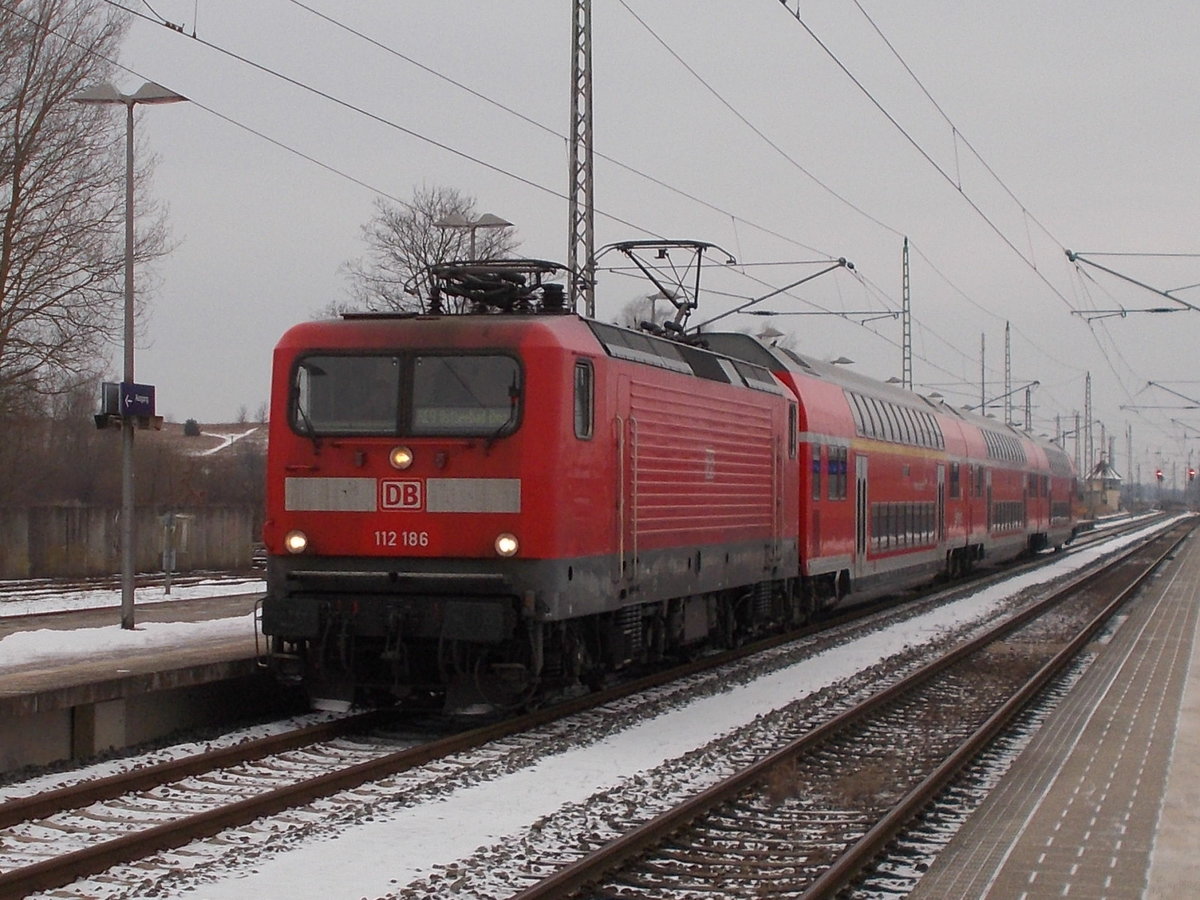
[{"xmin": 381, "ymin": 480, "xmax": 423, "ymax": 510}]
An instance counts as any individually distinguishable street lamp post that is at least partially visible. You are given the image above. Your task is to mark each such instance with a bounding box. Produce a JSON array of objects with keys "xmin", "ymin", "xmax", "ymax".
[
  {"xmin": 434, "ymin": 211, "xmax": 512, "ymax": 261},
  {"xmin": 72, "ymin": 82, "xmax": 187, "ymax": 630}
]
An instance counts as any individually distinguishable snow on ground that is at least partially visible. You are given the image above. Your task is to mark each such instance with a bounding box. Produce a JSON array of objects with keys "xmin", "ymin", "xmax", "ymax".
[
  {"xmin": 193, "ymin": 428, "xmax": 262, "ymax": 457},
  {"xmin": 196, "ymin": 522, "xmax": 1173, "ymax": 898},
  {"xmin": 0, "ymin": 615, "xmax": 258, "ymax": 673},
  {"xmin": 0, "ymin": 515, "xmax": 1175, "ymax": 898},
  {"xmin": 0, "ymin": 578, "xmax": 263, "ymax": 674},
  {"xmin": 0, "ymin": 576, "xmax": 264, "ymax": 618}
]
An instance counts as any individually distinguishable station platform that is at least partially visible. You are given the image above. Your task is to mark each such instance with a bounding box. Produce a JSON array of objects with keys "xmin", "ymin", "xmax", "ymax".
[
  {"xmin": 910, "ymin": 528, "xmax": 1200, "ymax": 897},
  {"xmin": 0, "ymin": 594, "xmax": 278, "ymax": 771}
]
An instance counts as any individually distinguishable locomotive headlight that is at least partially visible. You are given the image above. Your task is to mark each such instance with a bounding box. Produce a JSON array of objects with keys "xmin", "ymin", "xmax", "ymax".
[
  {"xmin": 389, "ymin": 445, "xmax": 414, "ymax": 470},
  {"xmin": 494, "ymin": 533, "xmax": 519, "ymax": 557},
  {"xmin": 284, "ymin": 530, "xmax": 309, "ymax": 554}
]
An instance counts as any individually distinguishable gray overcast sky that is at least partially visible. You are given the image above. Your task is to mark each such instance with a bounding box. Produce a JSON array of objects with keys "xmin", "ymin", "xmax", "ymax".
[{"xmin": 107, "ymin": 0, "xmax": 1199, "ymax": 482}]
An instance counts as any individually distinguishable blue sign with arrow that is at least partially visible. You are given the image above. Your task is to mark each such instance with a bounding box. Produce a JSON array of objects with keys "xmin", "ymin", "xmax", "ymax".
[{"xmin": 120, "ymin": 382, "xmax": 156, "ymax": 417}]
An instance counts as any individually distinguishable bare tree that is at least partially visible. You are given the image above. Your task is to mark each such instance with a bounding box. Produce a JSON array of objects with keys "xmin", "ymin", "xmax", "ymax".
[
  {"xmin": 340, "ymin": 184, "xmax": 519, "ymax": 314},
  {"xmin": 616, "ymin": 294, "xmax": 678, "ymax": 329},
  {"xmin": 0, "ymin": 0, "xmax": 166, "ymax": 416}
]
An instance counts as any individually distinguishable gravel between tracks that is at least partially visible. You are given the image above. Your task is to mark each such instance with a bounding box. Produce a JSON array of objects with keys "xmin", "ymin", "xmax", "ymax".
[{"xmin": 13, "ymin": 521, "xmax": 1171, "ymax": 899}]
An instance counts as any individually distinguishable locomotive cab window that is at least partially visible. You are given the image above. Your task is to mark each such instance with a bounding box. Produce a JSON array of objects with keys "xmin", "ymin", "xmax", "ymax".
[
  {"xmin": 291, "ymin": 352, "xmax": 521, "ymax": 437},
  {"xmin": 412, "ymin": 355, "xmax": 521, "ymax": 435},
  {"xmin": 293, "ymin": 355, "xmax": 400, "ymax": 434}
]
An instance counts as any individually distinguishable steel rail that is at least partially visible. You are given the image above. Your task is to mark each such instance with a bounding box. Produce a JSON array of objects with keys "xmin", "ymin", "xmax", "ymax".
[
  {"xmin": 510, "ymin": 520, "xmax": 1191, "ymax": 900},
  {"xmin": 0, "ymin": 517, "xmax": 1171, "ymax": 898},
  {"xmin": 804, "ymin": 519, "xmax": 1192, "ymax": 897},
  {"xmin": 0, "ymin": 709, "xmax": 392, "ymax": 829},
  {"xmin": 0, "ymin": 594, "xmax": 883, "ymax": 899}
]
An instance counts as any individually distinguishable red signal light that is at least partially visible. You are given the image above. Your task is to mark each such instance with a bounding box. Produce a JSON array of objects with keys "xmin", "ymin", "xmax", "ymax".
[
  {"xmin": 1189, "ymin": 468, "xmax": 1196, "ymax": 482},
  {"xmin": 1156, "ymin": 469, "xmax": 1165, "ymax": 482}
]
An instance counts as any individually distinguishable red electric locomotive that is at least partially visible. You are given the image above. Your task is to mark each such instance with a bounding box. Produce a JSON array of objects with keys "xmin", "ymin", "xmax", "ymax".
[
  {"xmin": 260, "ymin": 260, "xmax": 801, "ymax": 708},
  {"xmin": 259, "ymin": 256, "xmax": 1077, "ymax": 709}
]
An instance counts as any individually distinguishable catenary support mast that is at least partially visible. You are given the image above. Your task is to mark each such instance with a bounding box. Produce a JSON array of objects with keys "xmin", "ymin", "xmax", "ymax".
[
  {"xmin": 568, "ymin": 0, "xmax": 595, "ymax": 316},
  {"xmin": 902, "ymin": 237, "xmax": 912, "ymax": 390}
]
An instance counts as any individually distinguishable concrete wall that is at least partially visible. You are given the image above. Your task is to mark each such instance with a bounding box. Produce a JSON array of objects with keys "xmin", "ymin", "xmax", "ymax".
[
  {"xmin": 0, "ymin": 505, "xmax": 261, "ymax": 579},
  {"xmin": 0, "ymin": 673, "xmax": 295, "ymax": 772}
]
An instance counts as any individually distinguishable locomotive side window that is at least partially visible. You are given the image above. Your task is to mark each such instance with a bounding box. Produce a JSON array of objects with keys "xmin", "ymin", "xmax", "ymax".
[
  {"xmin": 574, "ymin": 359, "xmax": 594, "ymax": 439},
  {"xmin": 412, "ymin": 355, "xmax": 521, "ymax": 435}
]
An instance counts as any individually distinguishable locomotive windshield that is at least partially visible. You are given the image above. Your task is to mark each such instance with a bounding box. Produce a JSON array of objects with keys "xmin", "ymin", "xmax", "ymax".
[{"xmin": 292, "ymin": 352, "xmax": 521, "ymax": 437}]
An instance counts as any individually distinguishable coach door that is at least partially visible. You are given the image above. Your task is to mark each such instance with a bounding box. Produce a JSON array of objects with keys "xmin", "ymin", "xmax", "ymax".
[
  {"xmin": 615, "ymin": 376, "xmax": 637, "ymax": 586},
  {"xmin": 855, "ymin": 455, "xmax": 869, "ymax": 572},
  {"xmin": 937, "ymin": 464, "xmax": 946, "ymax": 542}
]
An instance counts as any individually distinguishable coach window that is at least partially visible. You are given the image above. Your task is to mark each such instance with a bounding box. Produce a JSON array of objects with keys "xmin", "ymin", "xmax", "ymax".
[
  {"xmin": 788, "ymin": 404, "xmax": 798, "ymax": 458},
  {"xmin": 812, "ymin": 444, "xmax": 822, "ymax": 500},
  {"xmin": 860, "ymin": 399, "xmax": 873, "ymax": 438},
  {"xmin": 905, "ymin": 407, "xmax": 920, "ymax": 445},
  {"xmin": 850, "ymin": 393, "xmax": 868, "ymax": 435},
  {"xmin": 917, "ymin": 412, "xmax": 932, "ymax": 448},
  {"xmin": 866, "ymin": 399, "xmax": 884, "ymax": 440},
  {"xmin": 828, "ymin": 445, "xmax": 848, "ymax": 500},
  {"xmin": 949, "ymin": 462, "xmax": 961, "ymax": 499},
  {"xmin": 883, "ymin": 403, "xmax": 901, "ymax": 443},
  {"xmin": 574, "ymin": 359, "xmax": 594, "ymax": 439}
]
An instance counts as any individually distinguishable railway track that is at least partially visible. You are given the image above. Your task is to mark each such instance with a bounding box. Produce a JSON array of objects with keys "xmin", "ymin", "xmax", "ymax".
[
  {"xmin": 0, "ymin": 571, "xmax": 259, "ymax": 603},
  {"xmin": 0, "ymin": 594, "xmax": 917, "ymax": 898},
  {"xmin": 0, "ymin": 517, "xmax": 1175, "ymax": 897},
  {"xmin": 502, "ymin": 520, "xmax": 1191, "ymax": 899}
]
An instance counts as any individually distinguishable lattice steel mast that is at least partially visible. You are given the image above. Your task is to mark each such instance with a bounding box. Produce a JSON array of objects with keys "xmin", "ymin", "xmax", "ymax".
[
  {"xmin": 901, "ymin": 237, "xmax": 912, "ymax": 389},
  {"xmin": 1085, "ymin": 372, "xmax": 1094, "ymax": 473},
  {"xmin": 568, "ymin": 0, "xmax": 595, "ymax": 316},
  {"xmin": 1004, "ymin": 322, "xmax": 1013, "ymax": 426},
  {"xmin": 980, "ymin": 333, "xmax": 986, "ymax": 412}
]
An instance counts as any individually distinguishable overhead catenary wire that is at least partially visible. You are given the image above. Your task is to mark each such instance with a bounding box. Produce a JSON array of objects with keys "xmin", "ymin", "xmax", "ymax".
[
  {"xmin": 120, "ymin": 0, "xmax": 1068, "ymax": 399},
  {"xmin": 766, "ymin": 0, "xmax": 1153, "ymax": 418},
  {"xmin": 94, "ymin": 0, "xmax": 934, "ymax": 336},
  {"xmin": 616, "ymin": 1, "xmax": 1097, "ymax": 399},
  {"xmin": 775, "ymin": 1, "xmax": 1169, "ymax": 427},
  {"xmin": 770, "ymin": 1, "xmax": 1079, "ymax": 314},
  {"xmin": 116, "ymin": 1, "xmax": 1059, "ymax": 397},
  {"xmin": 101, "ymin": 0, "xmax": 974, "ymax": 379},
  {"xmin": 22, "ymin": 0, "xmax": 913, "ymax": 380},
  {"xmin": 32, "ymin": 1, "xmax": 1166, "ymax": 441},
  {"xmin": 848, "ymin": 0, "xmax": 1067, "ymax": 260}
]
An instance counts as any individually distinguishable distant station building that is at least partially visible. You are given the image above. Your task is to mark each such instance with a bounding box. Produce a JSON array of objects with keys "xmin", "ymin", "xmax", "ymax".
[{"xmin": 1083, "ymin": 457, "xmax": 1123, "ymax": 516}]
